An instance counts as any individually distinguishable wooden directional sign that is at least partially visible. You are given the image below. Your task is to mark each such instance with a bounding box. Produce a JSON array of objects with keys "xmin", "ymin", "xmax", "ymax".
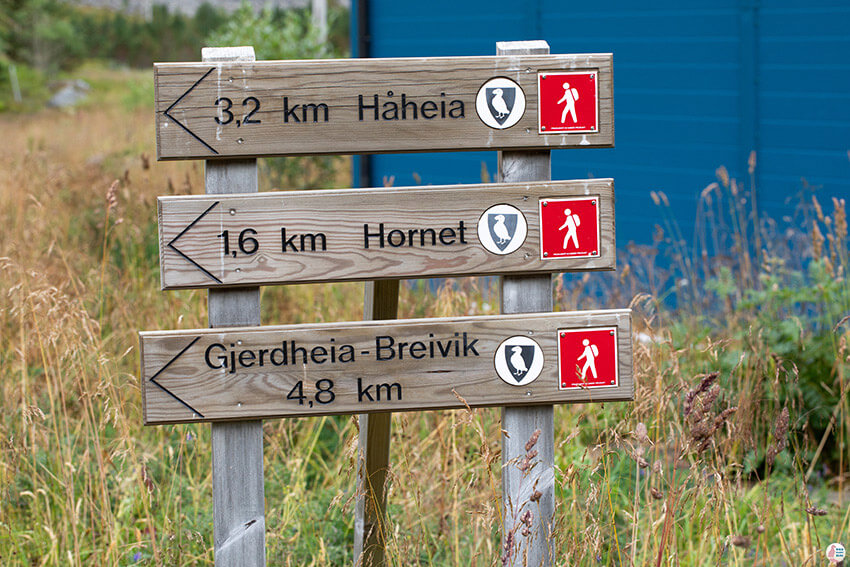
[
  {"xmin": 158, "ymin": 179, "xmax": 615, "ymax": 289},
  {"xmin": 154, "ymin": 54, "xmax": 613, "ymax": 160},
  {"xmin": 140, "ymin": 309, "xmax": 632, "ymax": 424}
]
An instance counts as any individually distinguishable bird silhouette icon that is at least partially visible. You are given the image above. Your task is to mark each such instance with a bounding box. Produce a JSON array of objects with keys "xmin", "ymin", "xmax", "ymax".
[
  {"xmin": 491, "ymin": 88, "xmax": 510, "ymax": 118},
  {"xmin": 509, "ymin": 346, "xmax": 528, "ymax": 376},
  {"xmin": 492, "ymin": 214, "xmax": 511, "ymax": 245}
]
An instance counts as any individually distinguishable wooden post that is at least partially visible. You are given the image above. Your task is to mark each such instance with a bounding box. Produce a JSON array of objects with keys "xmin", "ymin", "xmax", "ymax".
[
  {"xmin": 498, "ymin": 40, "xmax": 556, "ymax": 567},
  {"xmin": 204, "ymin": 47, "xmax": 266, "ymax": 567},
  {"xmin": 354, "ymin": 280, "xmax": 398, "ymax": 567}
]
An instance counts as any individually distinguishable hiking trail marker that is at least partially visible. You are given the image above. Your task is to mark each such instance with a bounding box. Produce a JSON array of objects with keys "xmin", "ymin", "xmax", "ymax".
[
  {"xmin": 538, "ymin": 71, "xmax": 599, "ymax": 133},
  {"xmin": 158, "ymin": 180, "xmax": 615, "ymax": 289},
  {"xmin": 140, "ymin": 310, "xmax": 632, "ymax": 424},
  {"xmin": 154, "ymin": 54, "xmax": 613, "ymax": 160},
  {"xmin": 144, "ymin": 41, "xmax": 629, "ymax": 567}
]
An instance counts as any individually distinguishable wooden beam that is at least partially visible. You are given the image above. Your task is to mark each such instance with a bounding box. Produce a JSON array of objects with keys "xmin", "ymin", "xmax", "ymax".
[
  {"xmin": 353, "ymin": 281, "xmax": 397, "ymax": 567},
  {"xmin": 154, "ymin": 54, "xmax": 613, "ymax": 159},
  {"xmin": 139, "ymin": 309, "xmax": 632, "ymax": 424},
  {"xmin": 353, "ymin": 279, "xmax": 398, "ymax": 566},
  {"xmin": 498, "ymin": 40, "xmax": 555, "ymax": 567},
  {"xmin": 157, "ymin": 180, "xmax": 616, "ymax": 289},
  {"xmin": 204, "ymin": 46, "xmax": 266, "ymax": 567}
]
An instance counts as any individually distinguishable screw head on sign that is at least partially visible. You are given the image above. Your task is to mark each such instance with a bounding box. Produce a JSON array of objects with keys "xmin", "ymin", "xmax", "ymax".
[
  {"xmin": 561, "ymin": 332, "xmax": 566, "ymax": 337},
  {"xmin": 592, "ymin": 200, "xmax": 596, "ymax": 205},
  {"xmin": 542, "ymin": 74, "xmax": 547, "ymax": 80},
  {"xmin": 610, "ymin": 330, "xmax": 615, "ymax": 335},
  {"xmin": 541, "ymin": 126, "xmax": 546, "ymax": 131},
  {"xmin": 542, "ymin": 201, "xmax": 548, "ymax": 206},
  {"xmin": 543, "ymin": 252, "xmax": 548, "ymax": 257}
]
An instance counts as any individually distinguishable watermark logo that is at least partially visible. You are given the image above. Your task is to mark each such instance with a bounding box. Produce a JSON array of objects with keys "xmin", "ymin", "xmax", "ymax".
[{"xmin": 827, "ymin": 543, "xmax": 846, "ymax": 564}]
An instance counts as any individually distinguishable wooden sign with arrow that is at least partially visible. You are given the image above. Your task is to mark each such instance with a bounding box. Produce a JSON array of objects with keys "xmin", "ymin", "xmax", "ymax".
[
  {"xmin": 155, "ymin": 54, "xmax": 613, "ymax": 159},
  {"xmin": 140, "ymin": 310, "xmax": 632, "ymax": 424},
  {"xmin": 157, "ymin": 179, "xmax": 615, "ymax": 289}
]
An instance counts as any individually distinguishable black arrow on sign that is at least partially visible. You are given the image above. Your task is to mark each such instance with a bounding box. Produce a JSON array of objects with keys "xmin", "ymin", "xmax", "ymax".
[
  {"xmin": 167, "ymin": 201, "xmax": 223, "ymax": 284},
  {"xmin": 163, "ymin": 67, "xmax": 219, "ymax": 156},
  {"xmin": 148, "ymin": 336, "xmax": 205, "ymax": 418}
]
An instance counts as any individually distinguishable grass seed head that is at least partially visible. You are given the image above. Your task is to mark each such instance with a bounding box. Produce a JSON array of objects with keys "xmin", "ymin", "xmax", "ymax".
[
  {"xmin": 766, "ymin": 406, "xmax": 790, "ymax": 469},
  {"xmin": 525, "ymin": 429, "xmax": 541, "ymax": 453},
  {"xmin": 730, "ymin": 535, "xmax": 751, "ymax": 548},
  {"xmin": 684, "ymin": 371, "xmax": 720, "ymax": 418}
]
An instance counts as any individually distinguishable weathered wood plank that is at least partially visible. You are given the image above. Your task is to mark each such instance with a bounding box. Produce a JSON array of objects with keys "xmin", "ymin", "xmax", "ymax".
[
  {"xmin": 157, "ymin": 180, "xmax": 616, "ymax": 289},
  {"xmin": 354, "ymin": 280, "xmax": 398, "ymax": 567},
  {"xmin": 354, "ymin": 411, "xmax": 392, "ymax": 567},
  {"xmin": 204, "ymin": 45, "xmax": 266, "ymax": 567},
  {"xmin": 154, "ymin": 54, "xmax": 613, "ymax": 159},
  {"xmin": 139, "ymin": 310, "xmax": 633, "ymax": 424},
  {"xmin": 498, "ymin": 38, "xmax": 556, "ymax": 567}
]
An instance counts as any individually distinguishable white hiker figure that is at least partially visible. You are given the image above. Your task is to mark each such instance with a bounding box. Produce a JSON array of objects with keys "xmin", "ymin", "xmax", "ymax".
[
  {"xmin": 558, "ymin": 208, "xmax": 581, "ymax": 249},
  {"xmin": 509, "ymin": 346, "xmax": 528, "ymax": 377},
  {"xmin": 557, "ymin": 82, "xmax": 579, "ymax": 123},
  {"xmin": 491, "ymin": 88, "xmax": 510, "ymax": 118},
  {"xmin": 577, "ymin": 338, "xmax": 599, "ymax": 381},
  {"xmin": 492, "ymin": 214, "xmax": 511, "ymax": 245}
]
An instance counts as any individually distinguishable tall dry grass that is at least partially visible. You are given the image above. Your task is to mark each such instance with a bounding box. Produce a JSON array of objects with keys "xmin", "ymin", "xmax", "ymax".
[{"xmin": 0, "ymin": 66, "xmax": 847, "ymax": 566}]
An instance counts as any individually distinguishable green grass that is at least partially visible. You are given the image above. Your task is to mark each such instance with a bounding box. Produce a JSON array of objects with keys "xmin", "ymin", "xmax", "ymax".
[{"xmin": 0, "ymin": 62, "xmax": 847, "ymax": 566}]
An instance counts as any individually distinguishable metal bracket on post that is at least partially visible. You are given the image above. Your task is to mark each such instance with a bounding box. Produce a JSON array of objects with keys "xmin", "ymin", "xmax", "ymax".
[
  {"xmin": 204, "ymin": 46, "xmax": 266, "ymax": 567},
  {"xmin": 498, "ymin": 39, "xmax": 556, "ymax": 567}
]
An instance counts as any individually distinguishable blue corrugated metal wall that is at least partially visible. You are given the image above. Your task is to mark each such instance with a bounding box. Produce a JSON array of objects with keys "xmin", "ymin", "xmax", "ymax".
[{"xmin": 352, "ymin": 0, "xmax": 849, "ymax": 247}]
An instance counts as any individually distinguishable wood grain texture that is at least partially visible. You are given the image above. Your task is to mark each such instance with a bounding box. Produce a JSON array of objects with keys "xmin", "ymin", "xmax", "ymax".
[
  {"xmin": 354, "ymin": 411, "xmax": 392, "ymax": 567},
  {"xmin": 154, "ymin": 54, "xmax": 613, "ymax": 160},
  {"xmin": 212, "ymin": 419, "xmax": 265, "ymax": 566},
  {"xmin": 158, "ymin": 179, "xmax": 616, "ymax": 289},
  {"xmin": 139, "ymin": 310, "xmax": 633, "ymax": 424},
  {"xmin": 498, "ymin": 39, "xmax": 556, "ymax": 567},
  {"xmin": 354, "ymin": 280, "xmax": 398, "ymax": 567},
  {"xmin": 204, "ymin": 46, "xmax": 266, "ymax": 567}
]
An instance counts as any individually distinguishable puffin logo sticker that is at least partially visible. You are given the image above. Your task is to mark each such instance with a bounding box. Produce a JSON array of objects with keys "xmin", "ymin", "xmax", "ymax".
[
  {"xmin": 478, "ymin": 204, "xmax": 527, "ymax": 255},
  {"xmin": 476, "ymin": 77, "xmax": 526, "ymax": 129},
  {"xmin": 495, "ymin": 336, "xmax": 544, "ymax": 386}
]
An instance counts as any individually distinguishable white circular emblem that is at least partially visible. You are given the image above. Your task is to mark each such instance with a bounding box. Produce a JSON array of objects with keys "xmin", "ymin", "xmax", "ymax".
[
  {"xmin": 476, "ymin": 77, "xmax": 526, "ymax": 129},
  {"xmin": 827, "ymin": 543, "xmax": 846, "ymax": 563},
  {"xmin": 495, "ymin": 336, "xmax": 544, "ymax": 386},
  {"xmin": 478, "ymin": 204, "xmax": 527, "ymax": 255}
]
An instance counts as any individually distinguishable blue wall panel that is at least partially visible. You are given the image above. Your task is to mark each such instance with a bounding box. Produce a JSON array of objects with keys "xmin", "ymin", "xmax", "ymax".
[
  {"xmin": 355, "ymin": 0, "xmax": 850, "ymax": 248},
  {"xmin": 755, "ymin": 1, "xmax": 850, "ymax": 220}
]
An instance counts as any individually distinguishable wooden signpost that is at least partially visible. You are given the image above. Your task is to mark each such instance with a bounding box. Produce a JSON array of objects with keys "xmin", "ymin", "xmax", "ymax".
[
  {"xmin": 158, "ymin": 180, "xmax": 615, "ymax": 288},
  {"xmin": 154, "ymin": 54, "xmax": 613, "ymax": 160},
  {"xmin": 498, "ymin": 40, "xmax": 556, "ymax": 567},
  {"xmin": 140, "ymin": 310, "xmax": 632, "ymax": 424},
  {"xmin": 143, "ymin": 42, "xmax": 629, "ymax": 567},
  {"xmin": 203, "ymin": 47, "xmax": 266, "ymax": 567}
]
